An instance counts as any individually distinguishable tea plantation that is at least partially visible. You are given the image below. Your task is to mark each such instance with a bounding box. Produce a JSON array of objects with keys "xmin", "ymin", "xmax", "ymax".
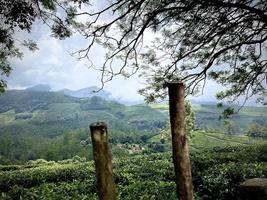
[{"xmin": 1, "ymin": 144, "xmax": 266, "ymax": 200}]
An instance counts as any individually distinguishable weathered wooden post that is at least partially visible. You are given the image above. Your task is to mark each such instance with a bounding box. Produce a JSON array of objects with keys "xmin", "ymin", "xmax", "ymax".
[
  {"xmin": 90, "ymin": 122, "xmax": 117, "ymax": 200},
  {"xmin": 167, "ymin": 82, "xmax": 194, "ymax": 200}
]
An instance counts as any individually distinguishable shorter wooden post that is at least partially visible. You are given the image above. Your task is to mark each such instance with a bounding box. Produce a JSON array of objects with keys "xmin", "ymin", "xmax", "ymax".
[{"xmin": 90, "ymin": 122, "xmax": 116, "ymax": 200}]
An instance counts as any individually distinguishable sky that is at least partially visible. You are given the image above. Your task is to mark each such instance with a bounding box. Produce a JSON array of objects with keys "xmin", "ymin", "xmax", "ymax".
[
  {"xmin": 5, "ymin": 2, "xmax": 260, "ymax": 105},
  {"xmin": 8, "ymin": 21, "xmax": 147, "ymax": 102}
]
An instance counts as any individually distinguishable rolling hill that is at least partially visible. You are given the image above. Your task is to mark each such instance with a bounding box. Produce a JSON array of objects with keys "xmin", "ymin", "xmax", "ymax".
[
  {"xmin": 0, "ymin": 90, "xmax": 165, "ymax": 138},
  {"xmin": 0, "ymin": 87, "xmax": 266, "ymax": 163},
  {"xmin": 150, "ymin": 103, "xmax": 267, "ymax": 134},
  {"xmin": 0, "ymin": 89, "xmax": 166, "ymax": 163}
]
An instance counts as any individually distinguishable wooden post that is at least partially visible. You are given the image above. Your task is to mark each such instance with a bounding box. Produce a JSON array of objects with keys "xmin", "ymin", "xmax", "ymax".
[
  {"xmin": 167, "ymin": 82, "xmax": 194, "ymax": 200},
  {"xmin": 90, "ymin": 122, "xmax": 117, "ymax": 200}
]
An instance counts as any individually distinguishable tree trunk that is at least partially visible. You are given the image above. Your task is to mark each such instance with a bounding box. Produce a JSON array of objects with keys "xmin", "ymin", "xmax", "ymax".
[
  {"xmin": 167, "ymin": 82, "xmax": 194, "ymax": 200},
  {"xmin": 90, "ymin": 122, "xmax": 117, "ymax": 200}
]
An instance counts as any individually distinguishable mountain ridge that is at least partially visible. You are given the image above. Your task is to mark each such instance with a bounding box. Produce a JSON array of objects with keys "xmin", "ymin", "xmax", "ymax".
[
  {"xmin": 58, "ymin": 86, "xmax": 111, "ymax": 99},
  {"xmin": 26, "ymin": 84, "xmax": 51, "ymax": 92}
]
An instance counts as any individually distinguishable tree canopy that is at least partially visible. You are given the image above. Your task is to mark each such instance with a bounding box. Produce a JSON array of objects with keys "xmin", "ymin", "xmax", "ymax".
[
  {"xmin": 0, "ymin": 0, "xmax": 89, "ymax": 92},
  {"xmin": 68, "ymin": 0, "xmax": 267, "ymax": 105},
  {"xmin": 1, "ymin": 0, "xmax": 266, "ymax": 105}
]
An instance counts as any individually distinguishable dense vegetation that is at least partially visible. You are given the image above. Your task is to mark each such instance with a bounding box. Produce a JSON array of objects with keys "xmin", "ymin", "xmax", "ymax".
[
  {"xmin": 0, "ymin": 90, "xmax": 165, "ymax": 163},
  {"xmin": 1, "ymin": 0, "xmax": 266, "ymax": 199},
  {"xmin": 0, "ymin": 89, "xmax": 266, "ymax": 199},
  {"xmin": 0, "ymin": 89, "xmax": 266, "ymax": 163},
  {"xmin": 1, "ymin": 144, "xmax": 266, "ymax": 200}
]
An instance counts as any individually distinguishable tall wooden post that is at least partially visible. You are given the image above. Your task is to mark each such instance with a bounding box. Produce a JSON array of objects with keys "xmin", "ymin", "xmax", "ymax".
[
  {"xmin": 90, "ymin": 122, "xmax": 117, "ymax": 200},
  {"xmin": 167, "ymin": 82, "xmax": 194, "ymax": 200}
]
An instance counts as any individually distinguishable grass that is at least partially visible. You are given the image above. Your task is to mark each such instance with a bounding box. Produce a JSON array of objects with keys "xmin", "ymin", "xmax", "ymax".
[
  {"xmin": 0, "ymin": 110, "xmax": 16, "ymax": 125},
  {"xmin": 150, "ymin": 103, "xmax": 267, "ymax": 115},
  {"xmin": 149, "ymin": 130, "xmax": 267, "ymax": 150},
  {"xmin": 191, "ymin": 131, "xmax": 266, "ymax": 149},
  {"xmin": 149, "ymin": 103, "xmax": 169, "ymax": 110},
  {"xmin": 150, "ymin": 103, "xmax": 267, "ymax": 133}
]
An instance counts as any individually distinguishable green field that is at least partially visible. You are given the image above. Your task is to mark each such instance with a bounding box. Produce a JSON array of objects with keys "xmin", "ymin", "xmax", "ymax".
[
  {"xmin": 1, "ymin": 143, "xmax": 266, "ymax": 200},
  {"xmin": 150, "ymin": 103, "xmax": 267, "ymax": 134},
  {"xmin": 191, "ymin": 131, "xmax": 266, "ymax": 149},
  {"xmin": 149, "ymin": 130, "xmax": 267, "ymax": 149}
]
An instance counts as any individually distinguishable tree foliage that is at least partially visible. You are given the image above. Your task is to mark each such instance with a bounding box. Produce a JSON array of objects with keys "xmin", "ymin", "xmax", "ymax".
[
  {"xmin": 246, "ymin": 122, "xmax": 267, "ymax": 138},
  {"xmin": 62, "ymin": 0, "xmax": 267, "ymax": 104},
  {"xmin": 1, "ymin": 0, "xmax": 266, "ymax": 104},
  {"xmin": 161, "ymin": 100, "xmax": 195, "ymax": 140},
  {"xmin": 0, "ymin": 0, "xmax": 89, "ymax": 92}
]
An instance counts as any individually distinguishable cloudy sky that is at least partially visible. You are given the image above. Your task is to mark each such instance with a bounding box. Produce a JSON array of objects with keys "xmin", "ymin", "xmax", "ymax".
[
  {"xmin": 5, "ymin": 2, "xmax": 259, "ymax": 105},
  {"xmin": 8, "ymin": 21, "xmax": 148, "ymax": 102}
]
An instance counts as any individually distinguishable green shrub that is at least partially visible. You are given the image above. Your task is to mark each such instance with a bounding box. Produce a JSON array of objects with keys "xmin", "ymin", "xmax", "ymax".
[
  {"xmin": 118, "ymin": 181, "xmax": 177, "ymax": 200},
  {"xmin": 0, "ymin": 165, "xmax": 23, "ymax": 172},
  {"xmin": 197, "ymin": 162, "xmax": 266, "ymax": 200},
  {"xmin": 5, "ymin": 179, "xmax": 97, "ymax": 200},
  {"xmin": 0, "ymin": 163, "xmax": 94, "ymax": 192},
  {"xmin": 1, "ymin": 144, "xmax": 266, "ymax": 200}
]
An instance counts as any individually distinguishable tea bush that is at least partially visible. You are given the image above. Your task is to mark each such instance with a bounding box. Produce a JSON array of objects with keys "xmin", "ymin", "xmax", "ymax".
[
  {"xmin": 1, "ymin": 144, "xmax": 266, "ymax": 200},
  {"xmin": 198, "ymin": 162, "xmax": 266, "ymax": 200}
]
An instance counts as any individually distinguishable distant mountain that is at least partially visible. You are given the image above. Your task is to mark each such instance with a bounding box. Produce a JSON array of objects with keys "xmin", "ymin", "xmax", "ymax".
[
  {"xmin": 59, "ymin": 86, "xmax": 112, "ymax": 100},
  {"xmin": 59, "ymin": 86, "xmax": 145, "ymax": 105},
  {"xmin": 0, "ymin": 90, "xmax": 76, "ymax": 113},
  {"xmin": 10, "ymin": 84, "xmax": 144, "ymax": 105},
  {"xmin": 25, "ymin": 85, "xmax": 145, "ymax": 105},
  {"xmin": 26, "ymin": 84, "xmax": 51, "ymax": 92}
]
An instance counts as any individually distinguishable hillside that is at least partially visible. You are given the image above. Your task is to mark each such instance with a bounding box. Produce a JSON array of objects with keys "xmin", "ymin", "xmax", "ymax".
[
  {"xmin": 0, "ymin": 89, "xmax": 266, "ymax": 163},
  {"xmin": 0, "ymin": 90, "xmax": 266, "ymax": 200},
  {"xmin": 0, "ymin": 90, "xmax": 165, "ymax": 138},
  {"xmin": 151, "ymin": 103, "xmax": 267, "ymax": 134},
  {"xmin": 0, "ymin": 89, "xmax": 165, "ymax": 163}
]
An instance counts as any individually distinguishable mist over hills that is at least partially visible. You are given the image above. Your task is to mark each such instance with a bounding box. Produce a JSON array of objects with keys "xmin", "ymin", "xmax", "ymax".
[
  {"xmin": 21, "ymin": 84, "xmax": 139, "ymax": 105},
  {"xmin": 19, "ymin": 84, "xmax": 217, "ymax": 105},
  {"xmin": 26, "ymin": 84, "xmax": 52, "ymax": 92},
  {"xmin": 23, "ymin": 84, "xmax": 261, "ymax": 106},
  {"xmin": 59, "ymin": 86, "xmax": 111, "ymax": 99},
  {"xmin": 24, "ymin": 84, "xmax": 112, "ymax": 99}
]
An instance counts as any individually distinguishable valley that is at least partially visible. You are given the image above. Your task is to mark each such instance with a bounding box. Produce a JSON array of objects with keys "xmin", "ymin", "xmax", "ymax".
[
  {"xmin": 0, "ymin": 86, "xmax": 266, "ymax": 200},
  {"xmin": 0, "ymin": 86, "xmax": 266, "ymax": 164}
]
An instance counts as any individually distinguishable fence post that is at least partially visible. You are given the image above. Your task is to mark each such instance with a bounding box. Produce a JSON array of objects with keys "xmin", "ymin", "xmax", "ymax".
[
  {"xmin": 90, "ymin": 122, "xmax": 116, "ymax": 200},
  {"xmin": 167, "ymin": 82, "xmax": 194, "ymax": 200}
]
